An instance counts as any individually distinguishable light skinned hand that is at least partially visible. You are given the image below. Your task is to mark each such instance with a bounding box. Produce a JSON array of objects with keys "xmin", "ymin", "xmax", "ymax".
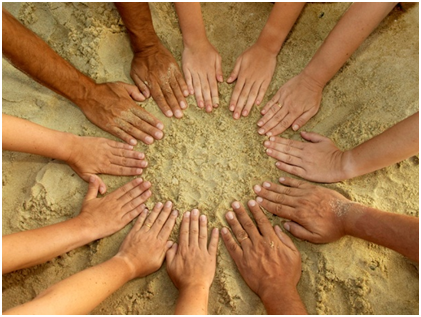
[
  {"xmin": 227, "ymin": 43, "xmax": 277, "ymax": 119},
  {"xmin": 263, "ymin": 132, "xmax": 347, "ymax": 183},
  {"xmin": 182, "ymin": 39, "xmax": 223, "ymax": 112},
  {"xmin": 130, "ymin": 42, "xmax": 189, "ymax": 119},
  {"xmin": 66, "ymin": 137, "xmax": 148, "ymax": 194},
  {"xmin": 166, "ymin": 209, "xmax": 219, "ymax": 291},
  {"xmin": 254, "ymin": 177, "xmax": 349, "ymax": 243},
  {"xmin": 77, "ymin": 177, "xmax": 152, "ymax": 240},
  {"xmin": 80, "ymin": 82, "xmax": 164, "ymax": 146},
  {"xmin": 221, "ymin": 200, "xmax": 301, "ymax": 300},
  {"xmin": 258, "ymin": 72, "xmax": 323, "ymax": 136},
  {"xmin": 115, "ymin": 201, "xmax": 178, "ymax": 279}
]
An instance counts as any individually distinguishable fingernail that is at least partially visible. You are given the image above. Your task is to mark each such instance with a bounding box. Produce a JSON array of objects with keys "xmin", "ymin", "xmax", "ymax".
[
  {"xmin": 166, "ymin": 241, "xmax": 174, "ymax": 248},
  {"xmin": 279, "ymin": 177, "xmax": 285, "ymax": 182},
  {"xmin": 166, "ymin": 110, "xmax": 173, "ymax": 117},
  {"xmin": 221, "ymin": 227, "xmax": 228, "ymax": 235},
  {"xmin": 192, "ymin": 209, "xmax": 199, "ymax": 216},
  {"xmin": 130, "ymin": 139, "xmax": 137, "ymax": 145},
  {"xmin": 248, "ymin": 200, "xmax": 256, "ymax": 207},
  {"xmin": 218, "ymin": 75, "xmax": 223, "ymax": 82},
  {"xmin": 227, "ymin": 77, "xmax": 232, "ymax": 82},
  {"xmin": 157, "ymin": 122, "xmax": 164, "ymax": 130},
  {"xmin": 264, "ymin": 140, "xmax": 270, "ymax": 147},
  {"xmin": 232, "ymin": 201, "xmax": 240, "ymax": 209},
  {"xmin": 242, "ymin": 110, "xmax": 248, "ymax": 116},
  {"xmin": 165, "ymin": 201, "xmax": 172, "ymax": 208},
  {"xmin": 100, "ymin": 186, "xmax": 106, "ymax": 194},
  {"xmin": 156, "ymin": 202, "xmax": 163, "ymax": 208},
  {"xmin": 258, "ymin": 128, "xmax": 265, "ymax": 134},
  {"xmin": 200, "ymin": 214, "xmax": 207, "ymax": 222},
  {"xmin": 233, "ymin": 113, "xmax": 239, "ymax": 119},
  {"xmin": 136, "ymin": 168, "xmax": 142, "ymax": 174},
  {"xmin": 138, "ymin": 152, "xmax": 145, "ymax": 159},
  {"xmin": 183, "ymin": 90, "xmax": 189, "ymax": 97},
  {"xmin": 284, "ymin": 223, "xmax": 290, "ymax": 231},
  {"xmin": 293, "ymin": 124, "xmax": 299, "ymax": 131},
  {"xmin": 89, "ymin": 176, "xmax": 95, "ymax": 183},
  {"xmin": 226, "ymin": 212, "xmax": 234, "ymax": 220},
  {"xmin": 185, "ymin": 211, "xmax": 191, "ymax": 218},
  {"xmin": 256, "ymin": 100, "xmax": 261, "ymax": 105},
  {"xmin": 145, "ymin": 136, "xmax": 153, "ymax": 144},
  {"xmin": 180, "ymin": 101, "xmax": 187, "ymax": 109},
  {"xmin": 276, "ymin": 162, "xmax": 281, "ymax": 167},
  {"xmin": 229, "ymin": 105, "xmax": 235, "ymax": 111},
  {"xmin": 267, "ymin": 149, "xmax": 272, "ymax": 154},
  {"xmin": 263, "ymin": 182, "xmax": 270, "ymax": 188},
  {"xmin": 266, "ymin": 132, "xmax": 272, "ymax": 137},
  {"xmin": 174, "ymin": 110, "xmax": 183, "ymax": 118},
  {"xmin": 155, "ymin": 130, "xmax": 163, "ymax": 139},
  {"xmin": 256, "ymin": 197, "xmax": 263, "ymax": 203},
  {"xmin": 171, "ymin": 210, "xmax": 178, "ymax": 217},
  {"xmin": 254, "ymin": 185, "xmax": 261, "ymax": 193},
  {"xmin": 270, "ymin": 136, "xmax": 276, "ymax": 142},
  {"xmin": 257, "ymin": 121, "xmax": 263, "ymax": 127}
]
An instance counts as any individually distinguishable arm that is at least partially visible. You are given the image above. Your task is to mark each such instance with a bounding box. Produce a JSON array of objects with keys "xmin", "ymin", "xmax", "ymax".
[
  {"xmin": 254, "ymin": 177, "xmax": 419, "ymax": 262},
  {"xmin": 166, "ymin": 210, "xmax": 219, "ymax": 314},
  {"xmin": 115, "ymin": 3, "xmax": 189, "ymax": 118},
  {"xmin": 262, "ymin": 112, "xmax": 419, "ymax": 182},
  {"xmin": 2, "ymin": 177, "xmax": 151, "ymax": 274},
  {"xmin": 228, "ymin": 3, "xmax": 305, "ymax": 119},
  {"xmin": 259, "ymin": 2, "xmax": 397, "ymax": 135},
  {"xmin": 3, "ymin": 114, "xmax": 149, "ymax": 192},
  {"xmin": 2, "ymin": 7, "xmax": 163, "ymax": 145},
  {"xmin": 3, "ymin": 201, "xmax": 178, "ymax": 315},
  {"xmin": 174, "ymin": 2, "xmax": 223, "ymax": 113},
  {"xmin": 221, "ymin": 201, "xmax": 307, "ymax": 314}
]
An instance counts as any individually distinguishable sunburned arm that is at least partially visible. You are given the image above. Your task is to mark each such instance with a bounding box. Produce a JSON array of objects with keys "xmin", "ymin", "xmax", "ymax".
[
  {"xmin": 302, "ymin": 2, "xmax": 397, "ymax": 87},
  {"xmin": 342, "ymin": 112, "xmax": 419, "ymax": 179},
  {"xmin": 3, "ymin": 256, "xmax": 133, "ymax": 315}
]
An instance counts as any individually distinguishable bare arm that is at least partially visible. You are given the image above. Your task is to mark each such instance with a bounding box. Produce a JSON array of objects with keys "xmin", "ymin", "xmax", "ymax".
[
  {"xmin": 263, "ymin": 112, "xmax": 419, "ymax": 182},
  {"xmin": 2, "ymin": 7, "xmax": 163, "ymax": 145},
  {"xmin": 3, "ymin": 202, "xmax": 177, "ymax": 315},
  {"xmin": 2, "ymin": 178, "xmax": 152, "ymax": 274},
  {"xmin": 254, "ymin": 177, "xmax": 419, "ymax": 262}
]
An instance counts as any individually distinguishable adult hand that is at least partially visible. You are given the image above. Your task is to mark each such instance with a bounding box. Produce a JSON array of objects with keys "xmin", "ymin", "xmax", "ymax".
[
  {"xmin": 257, "ymin": 72, "xmax": 323, "ymax": 136},
  {"xmin": 131, "ymin": 42, "xmax": 189, "ymax": 119},
  {"xmin": 66, "ymin": 136, "xmax": 148, "ymax": 194},
  {"xmin": 166, "ymin": 209, "xmax": 219, "ymax": 291},
  {"xmin": 263, "ymin": 132, "xmax": 348, "ymax": 183},
  {"xmin": 221, "ymin": 201, "xmax": 305, "ymax": 314},
  {"xmin": 227, "ymin": 44, "xmax": 277, "ymax": 119},
  {"xmin": 115, "ymin": 201, "xmax": 178, "ymax": 279},
  {"xmin": 182, "ymin": 40, "xmax": 223, "ymax": 112},
  {"xmin": 253, "ymin": 177, "xmax": 350, "ymax": 243},
  {"xmin": 80, "ymin": 82, "xmax": 164, "ymax": 146},
  {"xmin": 78, "ymin": 177, "xmax": 152, "ymax": 240}
]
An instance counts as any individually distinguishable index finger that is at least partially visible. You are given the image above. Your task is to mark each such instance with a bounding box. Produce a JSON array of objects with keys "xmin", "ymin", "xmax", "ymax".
[{"xmin": 247, "ymin": 200, "xmax": 276, "ymax": 238}]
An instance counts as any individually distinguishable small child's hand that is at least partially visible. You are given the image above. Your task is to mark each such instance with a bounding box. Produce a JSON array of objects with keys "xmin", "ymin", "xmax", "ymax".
[
  {"xmin": 227, "ymin": 43, "xmax": 277, "ymax": 119},
  {"xmin": 66, "ymin": 136, "xmax": 148, "ymax": 194},
  {"xmin": 257, "ymin": 72, "xmax": 323, "ymax": 135},
  {"xmin": 78, "ymin": 177, "xmax": 152, "ymax": 240}
]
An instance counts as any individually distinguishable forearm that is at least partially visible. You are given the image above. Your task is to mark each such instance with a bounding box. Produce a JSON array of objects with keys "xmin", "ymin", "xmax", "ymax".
[
  {"xmin": 3, "ymin": 256, "xmax": 133, "ymax": 315},
  {"xmin": 114, "ymin": 3, "xmax": 160, "ymax": 51},
  {"xmin": 2, "ymin": 114, "xmax": 76, "ymax": 161},
  {"xmin": 256, "ymin": 2, "xmax": 305, "ymax": 55},
  {"xmin": 261, "ymin": 287, "xmax": 307, "ymax": 315},
  {"xmin": 2, "ymin": 7, "xmax": 95, "ymax": 106},
  {"xmin": 175, "ymin": 286, "xmax": 209, "ymax": 315},
  {"xmin": 175, "ymin": 3, "xmax": 207, "ymax": 47},
  {"xmin": 303, "ymin": 2, "xmax": 397, "ymax": 86},
  {"xmin": 2, "ymin": 217, "xmax": 95, "ymax": 274},
  {"xmin": 343, "ymin": 112, "xmax": 419, "ymax": 179},
  {"xmin": 343, "ymin": 203, "xmax": 419, "ymax": 262}
]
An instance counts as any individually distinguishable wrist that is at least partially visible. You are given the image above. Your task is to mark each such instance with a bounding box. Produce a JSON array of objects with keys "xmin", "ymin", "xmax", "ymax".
[
  {"xmin": 341, "ymin": 149, "xmax": 359, "ymax": 180},
  {"xmin": 301, "ymin": 65, "xmax": 328, "ymax": 90},
  {"xmin": 255, "ymin": 30, "xmax": 283, "ymax": 56},
  {"xmin": 130, "ymin": 29, "xmax": 161, "ymax": 53},
  {"xmin": 260, "ymin": 286, "xmax": 306, "ymax": 314},
  {"xmin": 60, "ymin": 133, "xmax": 80, "ymax": 164},
  {"xmin": 179, "ymin": 283, "xmax": 211, "ymax": 295},
  {"xmin": 112, "ymin": 254, "xmax": 138, "ymax": 281},
  {"xmin": 183, "ymin": 33, "xmax": 210, "ymax": 50}
]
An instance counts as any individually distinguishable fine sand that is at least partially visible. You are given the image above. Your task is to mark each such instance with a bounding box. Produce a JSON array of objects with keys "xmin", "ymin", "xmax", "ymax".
[{"xmin": 2, "ymin": 2, "xmax": 419, "ymax": 314}]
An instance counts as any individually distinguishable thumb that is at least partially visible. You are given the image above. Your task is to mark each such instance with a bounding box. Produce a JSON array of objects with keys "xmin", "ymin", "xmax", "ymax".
[
  {"xmin": 284, "ymin": 221, "xmax": 317, "ymax": 242},
  {"xmin": 300, "ymin": 131, "xmax": 328, "ymax": 143},
  {"xmin": 227, "ymin": 57, "xmax": 242, "ymax": 83},
  {"xmin": 85, "ymin": 176, "xmax": 100, "ymax": 200},
  {"xmin": 165, "ymin": 242, "xmax": 177, "ymax": 263},
  {"xmin": 291, "ymin": 109, "xmax": 317, "ymax": 132},
  {"xmin": 215, "ymin": 55, "xmax": 224, "ymax": 83},
  {"xmin": 122, "ymin": 82, "xmax": 146, "ymax": 102}
]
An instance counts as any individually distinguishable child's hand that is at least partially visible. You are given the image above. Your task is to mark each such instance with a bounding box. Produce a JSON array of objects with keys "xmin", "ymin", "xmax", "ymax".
[
  {"xmin": 257, "ymin": 72, "xmax": 323, "ymax": 135},
  {"xmin": 227, "ymin": 43, "xmax": 277, "ymax": 119},
  {"xmin": 263, "ymin": 132, "xmax": 349, "ymax": 183},
  {"xmin": 166, "ymin": 209, "xmax": 219, "ymax": 292},
  {"xmin": 66, "ymin": 136, "xmax": 149, "ymax": 194},
  {"xmin": 77, "ymin": 177, "xmax": 152, "ymax": 240},
  {"xmin": 115, "ymin": 201, "xmax": 178, "ymax": 279},
  {"xmin": 182, "ymin": 39, "xmax": 223, "ymax": 112}
]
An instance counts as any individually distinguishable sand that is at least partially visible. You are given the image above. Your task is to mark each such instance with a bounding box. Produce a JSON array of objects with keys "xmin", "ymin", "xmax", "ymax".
[{"xmin": 2, "ymin": 2, "xmax": 419, "ymax": 315}]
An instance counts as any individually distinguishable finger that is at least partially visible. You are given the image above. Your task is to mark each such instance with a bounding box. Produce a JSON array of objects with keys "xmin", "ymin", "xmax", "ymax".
[
  {"xmin": 121, "ymin": 82, "xmax": 146, "ymax": 102},
  {"xmin": 215, "ymin": 54, "xmax": 224, "ymax": 83},
  {"xmin": 84, "ymin": 176, "xmax": 100, "ymax": 200},
  {"xmin": 200, "ymin": 75, "xmax": 212, "ymax": 113},
  {"xmin": 267, "ymin": 149, "xmax": 303, "ymax": 168},
  {"xmin": 231, "ymin": 201, "xmax": 260, "ymax": 240},
  {"xmin": 121, "ymin": 187, "xmax": 152, "ymax": 214},
  {"xmin": 109, "ymin": 152, "xmax": 147, "ymax": 168},
  {"xmin": 300, "ymin": 131, "xmax": 327, "ymax": 143},
  {"xmin": 255, "ymin": 196, "xmax": 296, "ymax": 220},
  {"xmin": 121, "ymin": 203, "xmax": 144, "ymax": 225},
  {"xmin": 268, "ymin": 112, "xmax": 296, "ymax": 136},
  {"xmin": 179, "ymin": 211, "xmax": 191, "ymax": 247},
  {"xmin": 264, "ymin": 137, "xmax": 304, "ymax": 154},
  {"xmin": 161, "ymin": 81, "xmax": 182, "ymax": 118},
  {"xmin": 199, "ymin": 214, "xmax": 208, "ymax": 250},
  {"xmin": 274, "ymin": 161, "xmax": 307, "ymax": 179},
  {"xmin": 227, "ymin": 57, "xmax": 241, "ymax": 84},
  {"xmin": 255, "ymin": 82, "xmax": 268, "ymax": 106},
  {"xmin": 260, "ymin": 93, "xmax": 280, "ymax": 115},
  {"xmin": 151, "ymin": 82, "xmax": 173, "ymax": 117},
  {"xmin": 111, "ymin": 126, "xmax": 138, "ymax": 146},
  {"xmin": 242, "ymin": 81, "xmax": 261, "ymax": 116},
  {"xmin": 183, "ymin": 67, "xmax": 194, "ymax": 95},
  {"xmin": 166, "ymin": 242, "xmax": 178, "ymax": 263},
  {"xmin": 189, "ymin": 209, "xmax": 200, "ymax": 247},
  {"xmin": 192, "ymin": 73, "xmax": 205, "ymax": 109},
  {"xmin": 131, "ymin": 73, "xmax": 150, "ymax": 98},
  {"xmin": 114, "ymin": 118, "xmax": 155, "ymax": 145},
  {"xmin": 158, "ymin": 206, "xmax": 178, "ymax": 241},
  {"xmin": 169, "ymin": 78, "xmax": 186, "ymax": 117},
  {"xmin": 234, "ymin": 82, "xmax": 253, "ymax": 118},
  {"xmin": 118, "ymin": 179, "xmax": 151, "ymax": 206},
  {"xmin": 254, "ymin": 182, "xmax": 301, "ymax": 202},
  {"xmin": 283, "ymin": 221, "xmax": 317, "ymax": 243},
  {"xmin": 96, "ymin": 176, "xmax": 107, "ymax": 195},
  {"xmin": 130, "ymin": 106, "xmax": 164, "ymax": 132},
  {"xmin": 208, "ymin": 228, "xmax": 219, "ymax": 256},
  {"xmin": 262, "ymin": 108, "xmax": 291, "ymax": 137},
  {"xmin": 229, "ymin": 79, "xmax": 245, "ymax": 114},
  {"xmin": 274, "ymin": 225, "xmax": 298, "ymax": 251},
  {"xmin": 112, "ymin": 177, "xmax": 143, "ymax": 200},
  {"xmin": 151, "ymin": 201, "xmax": 174, "ymax": 234},
  {"xmin": 279, "ymin": 176, "xmax": 308, "ymax": 189},
  {"xmin": 209, "ymin": 73, "xmax": 220, "ymax": 109},
  {"xmin": 142, "ymin": 201, "xmax": 164, "ymax": 231},
  {"xmin": 247, "ymin": 200, "xmax": 274, "ymax": 237},
  {"xmin": 175, "ymin": 68, "xmax": 189, "ymax": 98},
  {"xmin": 225, "ymin": 212, "xmax": 251, "ymax": 245},
  {"xmin": 221, "ymin": 226, "xmax": 243, "ymax": 262},
  {"xmin": 291, "ymin": 109, "xmax": 318, "ymax": 132},
  {"xmin": 133, "ymin": 206, "xmax": 148, "ymax": 231},
  {"xmin": 257, "ymin": 105, "xmax": 285, "ymax": 135}
]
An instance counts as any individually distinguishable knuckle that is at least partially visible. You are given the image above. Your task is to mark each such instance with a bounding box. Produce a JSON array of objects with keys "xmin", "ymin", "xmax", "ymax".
[
  {"xmin": 229, "ymin": 241, "xmax": 238, "ymax": 253},
  {"xmin": 236, "ymin": 230, "xmax": 248, "ymax": 240},
  {"xmin": 275, "ymin": 204, "xmax": 283, "ymax": 215},
  {"xmin": 275, "ymin": 194, "xmax": 285, "ymax": 203},
  {"xmin": 255, "ymin": 216, "xmax": 267, "ymax": 226}
]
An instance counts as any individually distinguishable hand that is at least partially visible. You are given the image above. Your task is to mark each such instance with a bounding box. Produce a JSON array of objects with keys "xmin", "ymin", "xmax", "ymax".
[
  {"xmin": 166, "ymin": 209, "xmax": 219, "ymax": 291},
  {"xmin": 227, "ymin": 43, "xmax": 277, "ymax": 119},
  {"xmin": 80, "ymin": 82, "xmax": 164, "ymax": 146},
  {"xmin": 130, "ymin": 42, "xmax": 189, "ymax": 118},
  {"xmin": 77, "ymin": 177, "xmax": 152, "ymax": 240},
  {"xmin": 257, "ymin": 72, "xmax": 323, "ymax": 136},
  {"xmin": 66, "ymin": 136, "xmax": 148, "ymax": 194},
  {"xmin": 221, "ymin": 201, "xmax": 302, "ymax": 305},
  {"xmin": 182, "ymin": 40, "xmax": 223, "ymax": 112},
  {"xmin": 263, "ymin": 132, "xmax": 348, "ymax": 183},
  {"xmin": 253, "ymin": 177, "xmax": 350, "ymax": 243},
  {"xmin": 115, "ymin": 201, "xmax": 178, "ymax": 279}
]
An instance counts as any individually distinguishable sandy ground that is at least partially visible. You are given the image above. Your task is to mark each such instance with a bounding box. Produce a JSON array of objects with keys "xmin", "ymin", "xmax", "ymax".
[{"xmin": 2, "ymin": 2, "xmax": 419, "ymax": 315}]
